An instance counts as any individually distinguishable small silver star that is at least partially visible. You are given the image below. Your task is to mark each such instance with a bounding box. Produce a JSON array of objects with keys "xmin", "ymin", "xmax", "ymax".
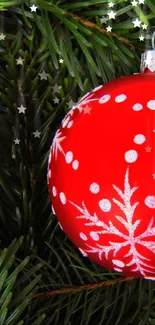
[
  {"xmin": 16, "ymin": 57, "xmax": 24, "ymax": 65},
  {"xmin": 53, "ymin": 97, "xmax": 60, "ymax": 104},
  {"xmin": 14, "ymin": 138, "xmax": 20, "ymax": 145},
  {"xmin": 59, "ymin": 58, "xmax": 64, "ymax": 64},
  {"xmin": 17, "ymin": 104, "xmax": 27, "ymax": 114},
  {"xmin": 52, "ymin": 83, "xmax": 60, "ymax": 93},
  {"xmin": 106, "ymin": 26, "xmax": 112, "ymax": 32},
  {"xmin": 33, "ymin": 130, "xmax": 41, "ymax": 138},
  {"xmin": 145, "ymin": 146, "xmax": 152, "ymax": 152},
  {"xmin": 131, "ymin": 0, "xmax": 138, "ymax": 6},
  {"xmin": 30, "ymin": 5, "xmax": 38, "ymax": 12},
  {"xmin": 100, "ymin": 17, "xmax": 108, "ymax": 24},
  {"xmin": 39, "ymin": 70, "xmax": 48, "ymax": 80},
  {"xmin": 133, "ymin": 18, "xmax": 141, "ymax": 28},
  {"xmin": 82, "ymin": 105, "xmax": 92, "ymax": 114},
  {"xmin": 67, "ymin": 99, "xmax": 74, "ymax": 109},
  {"xmin": 142, "ymin": 24, "xmax": 148, "ymax": 30},
  {"xmin": 0, "ymin": 33, "xmax": 6, "ymax": 40},
  {"xmin": 139, "ymin": 35, "xmax": 144, "ymax": 41},
  {"xmin": 138, "ymin": 0, "xmax": 145, "ymax": 4},
  {"xmin": 107, "ymin": 11, "xmax": 116, "ymax": 20},
  {"xmin": 12, "ymin": 154, "xmax": 16, "ymax": 159},
  {"xmin": 108, "ymin": 2, "xmax": 114, "ymax": 7}
]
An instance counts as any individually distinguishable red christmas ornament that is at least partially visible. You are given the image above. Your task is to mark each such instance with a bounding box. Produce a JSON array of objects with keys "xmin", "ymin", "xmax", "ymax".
[{"xmin": 47, "ymin": 49, "xmax": 155, "ymax": 279}]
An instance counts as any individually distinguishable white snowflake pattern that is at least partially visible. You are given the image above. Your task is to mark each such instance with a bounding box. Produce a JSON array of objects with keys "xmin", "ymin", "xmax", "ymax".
[
  {"xmin": 52, "ymin": 130, "xmax": 66, "ymax": 159},
  {"xmin": 69, "ymin": 168, "xmax": 155, "ymax": 277}
]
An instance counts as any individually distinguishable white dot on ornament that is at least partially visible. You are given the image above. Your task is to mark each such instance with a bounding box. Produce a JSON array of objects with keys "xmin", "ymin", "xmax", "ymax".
[
  {"xmin": 67, "ymin": 120, "xmax": 73, "ymax": 128},
  {"xmin": 59, "ymin": 192, "xmax": 66, "ymax": 204},
  {"xmin": 133, "ymin": 134, "xmax": 146, "ymax": 145},
  {"xmin": 65, "ymin": 151, "xmax": 73, "ymax": 164},
  {"xmin": 115, "ymin": 94, "xmax": 127, "ymax": 103},
  {"xmin": 90, "ymin": 231, "xmax": 99, "ymax": 241},
  {"xmin": 90, "ymin": 182, "xmax": 100, "ymax": 194},
  {"xmin": 62, "ymin": 116, "xmax": 70, "ymax": 128},
  {"xmin": 145, "ymin": 196, "xmax": 155, "ymax": 209},
  {"xmin": 52, "ymin": 186, "xmax": 57, "ymax": 197},
  {"xmin": 48, "ymin": 169, "xmax": 51, "ymax": 178},
  {"xmin": 147, "ymin": 100, "xmax": 155, "ymax": 110},
  {"xmin": 79, "ymin": 232, "xmax": 88, "ymax": 241},
  {"xmin": 132, "ymin": 103, "xmax": 143, "ymax": 111},
  {"xmin": 93, "ymin": 85, "xmax": 103, "ymax": 92},
  {"xmin": 99, "ymin": 94, "xmax": 111, "ymax": 104},
  {"xmin": 99, "ymin": 199, "xmax": 111, "ymax": 212},
  {"xmin": 114, "ymin": 268, "xmax": 123, "ymax": 272},
  {"xmin": 79, "ymin": 248, "xmax": 88, "ymax": 257},
  {"xmin": 125, "ymin": 150, "xmax": 138, "ymax": 163},
  {"xmin": 112, "ymin": 259, "xmax": 125, "ymax": 267},
  {"xmin": 72, "ymin": 160, "xmax": 79, "ymax": 170}
]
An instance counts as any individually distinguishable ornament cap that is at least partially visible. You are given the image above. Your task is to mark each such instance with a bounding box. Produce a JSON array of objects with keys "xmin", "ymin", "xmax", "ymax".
[{"xmin": 140, "ymin": 50, "xmax": 155, "ymax": 73}]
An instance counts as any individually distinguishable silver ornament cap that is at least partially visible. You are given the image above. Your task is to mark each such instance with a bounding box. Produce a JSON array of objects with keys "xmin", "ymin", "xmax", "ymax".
[{"xmin": 140, "ymin": 32, "xmax": 155, "ymax": 73}]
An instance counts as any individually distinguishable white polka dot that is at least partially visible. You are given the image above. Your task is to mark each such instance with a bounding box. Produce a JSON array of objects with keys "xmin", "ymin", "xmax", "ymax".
[
  {"xmin": 114, "ymin": 268, "xmax": 123, "ymax": 272},
  {"xmin": 59, "ymin": 192, "xmax": 66, "ymax": 204},
  {"xmin": 115, "ymin": 94, "xmax": 127, "ymax": 103},
  {"xmin": 79, "ymin": 248, "xmax": 88, "ymax": 257},
  {"xmin": 90, "ymin": 232, "xmax": 99, "ymax": 241},
  {"xmin": 65, "ymin": 151, "xmax": 73, "ymax": 164},
  {"xmin": 125, "ymin": 150, "xmax": 138, "ymax": 163},
  {"xmin": 112, "ymin": 259, "xmax": 125, "ymax": 267},
  {"xmin": 133, "ymin": 134, "xmax": 146, "ymax": 145},
  {"xmin": 52, "ymin": 186, "xmax": 57, "ymax": 197},
  {"xmin": 145, "ymin": 196, "xmax": 155, "ymax": 209},
  {"xmin": 62, "ymin": 116, "xmax": 70, "ymax": 128},
  {"xmin": 99, "ymin": 94, "xmax": 111, "ymax": 104},
  {"xmin": 72, "ymin": 160, "xmax": 79, "ymax": 170},
  {"xmin": 147, "ymin": 100, "xmax": 155, "ymax": 110},
  {"xmin": 93, "ymin": 85, "xmax": 102, "ymax": 92},
  {"xmin": 90, "ymin": 182, "xmax": 100, "ymax": 194},
  {"xmin": 67, "ymin": 120, "xmax": 73, "ymax": 128},
  {"xmin": 99, "ymin": 199, "xmax": 111, "ymax": 212},
  {"xmin": 79, "ymin": 232, "xmax": 87, "ymax": 241},
  {"xmin": 48, "ymin": 169, "xmax": 51, "ymax": 178},
  {"xmin": 132, "ymin": 103, "xmax": 143, "ymax": 111}
]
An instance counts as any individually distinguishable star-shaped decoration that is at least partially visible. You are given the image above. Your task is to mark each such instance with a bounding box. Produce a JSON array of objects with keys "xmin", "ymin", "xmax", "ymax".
[
  {"xmin": 67, "ymin": 99, "xmax": 74, "ymax": 109},
  {"xmin": 59, "ymin": 58, "xmax": 64, "ymax": 64},
  {"xmin": 16, "ymin": 57, "xmax": 25, "ymax": 65},
  {"xmin": 52, "ymin": 83, "xmax": 60, "ymax": 93},
  {"xmin": 17, "ymin": 104, "xmax": 27, "ymax": 114},
  {"xmin": 12, "ymin": 154, "xmax": 16, "ymax": 159},
  {"xmin": 14, "ymin": 138, "xmax": 20, "ymax": 145},
  {"xmin": 0, "ymin": 33, "xmax": 6, "ymax": 41},
  {"xmin": 106, "ymin": 26, "xmax": 112, "ymax": 32},
  {"xmin": 53, "ymin": 97, "xmax": 60, "ymax": 104},
  {"xmin": 33, "ymin": 130, "xmax": 41, "ymax": 138},
  {"xmin": 131, "ymin": 0, "xmax": 138, "ymax": 6},
  {"xmin": 138, "ymin": 0, "xmax": 145, "ymax": 4},
  {"xmin": 82, "ymin": 105, "xmax": 92, "ymax": 114},
  {"xmin": 100, "ymin": 17, "xmax": 108, "ymax": 24},
  {"xmin": 145, "ymin": 146, "xmax": 152, "ymax": 152},
  {"xmin": 107, "ymin": 11, "xmax": 116, "ymax": 20},
  {"xmin": 139, "ymin": 35, "xmax": 144, "ymax": 41},
  {"xmin": 108, "ymin": 2, "xmax": 114, "ymax": 7},
  {"xmin": 142, "ymin": 23, "xmax": 148, "ymax": 30},
  {"xmin": 39, "ymin": 70, "xmax": 48, "ymax": 80},
  {"xmin": 133, "ymin": 18, "xmax": 141, "ymax": 28},
  {"xmin": 30, "ymin": 5, "xmax": 38, "ymax": 12},
  {"xmin": 152, "ymin": 174, "xmax": 155, "ymax": 180}
]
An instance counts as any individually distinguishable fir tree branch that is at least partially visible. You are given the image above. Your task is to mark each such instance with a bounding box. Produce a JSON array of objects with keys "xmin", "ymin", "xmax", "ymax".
[{"xmin": 34, "ymin": 276, "xmax": 134, "ymax": 298}]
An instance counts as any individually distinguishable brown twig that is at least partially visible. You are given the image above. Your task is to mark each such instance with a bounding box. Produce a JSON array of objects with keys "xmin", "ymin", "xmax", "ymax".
[{"xmin": 34, "ymin": 276, "xmax": 134, "ymax": 299}]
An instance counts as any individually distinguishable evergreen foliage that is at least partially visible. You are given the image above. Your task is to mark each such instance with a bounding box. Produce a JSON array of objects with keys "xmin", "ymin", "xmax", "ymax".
[{"xmin": 1, "ymin": 0, "xmax": 155, "ymax": 324}]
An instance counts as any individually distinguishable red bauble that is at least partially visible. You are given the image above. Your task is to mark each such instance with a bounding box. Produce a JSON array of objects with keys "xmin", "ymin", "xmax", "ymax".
[{"xmin": 48, "ymin": 72, "xmax": 155, "ymax": 279}]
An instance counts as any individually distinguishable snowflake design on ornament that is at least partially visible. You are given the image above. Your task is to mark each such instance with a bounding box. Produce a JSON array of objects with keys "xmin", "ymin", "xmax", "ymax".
[
  {"xmin": 69, "ymin": 168, "xmax": 155, "ymax": 277},
  {"xmin": 52, "ymin": 130, "xmax": 66, "ymax": 159}
]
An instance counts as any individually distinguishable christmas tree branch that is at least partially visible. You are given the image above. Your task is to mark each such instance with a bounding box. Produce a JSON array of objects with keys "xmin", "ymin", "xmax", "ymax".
[{"xmin": 34, "ymin": 276, "xmax": 134, "ymax": 298}]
